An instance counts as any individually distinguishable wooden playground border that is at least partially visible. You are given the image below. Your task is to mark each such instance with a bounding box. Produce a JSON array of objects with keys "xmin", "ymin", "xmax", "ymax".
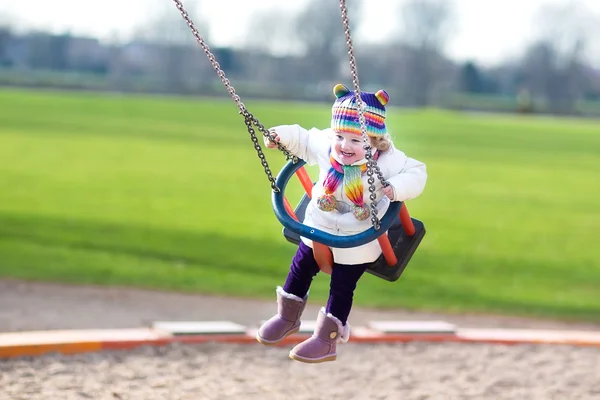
[{"xmin": 2, "ymin": 321, "xmax": 600, "ymax": 359}]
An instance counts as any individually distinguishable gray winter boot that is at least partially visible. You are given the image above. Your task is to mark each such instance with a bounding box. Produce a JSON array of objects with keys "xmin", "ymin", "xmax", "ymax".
[
  {"xmin": 256, "ymin": 286, "xmax": 307, "ymax": 345},
  {"xmin": 289, "ymin": 307, "xmax": 350, "ymax": 363}
]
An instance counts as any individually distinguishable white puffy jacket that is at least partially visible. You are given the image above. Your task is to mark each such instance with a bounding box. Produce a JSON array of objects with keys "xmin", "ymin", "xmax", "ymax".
[{"xmin": 269, "ymin": 124, "xmax": 427, "ymax": 265}]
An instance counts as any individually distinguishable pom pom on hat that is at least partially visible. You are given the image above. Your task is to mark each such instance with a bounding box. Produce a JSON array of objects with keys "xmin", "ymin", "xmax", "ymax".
[
  {"xmin": 375, "ymin": 89, "xmax": 389, "ymax": 106},
  {"xmin": 333, "ymin": 83, "xmax": 351, "ymax": 99}
]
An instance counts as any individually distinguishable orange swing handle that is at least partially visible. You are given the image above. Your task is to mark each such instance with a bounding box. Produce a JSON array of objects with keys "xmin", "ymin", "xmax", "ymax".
[{"xmin": 376, "ymin": 203, "xmax": 415, "ymax": 266}]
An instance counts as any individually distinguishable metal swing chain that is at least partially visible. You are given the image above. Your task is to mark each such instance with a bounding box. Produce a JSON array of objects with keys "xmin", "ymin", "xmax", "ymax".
[
  {"xmin": 338, "ymin": 0, "xmax": 389, "ymax": 230},
  {"xmin": 171, "ymin": 0, "xmax": 297, "ymax": 193}
]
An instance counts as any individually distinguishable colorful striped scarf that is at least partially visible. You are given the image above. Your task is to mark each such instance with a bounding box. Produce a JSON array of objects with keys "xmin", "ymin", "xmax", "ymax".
[
  {"xmin": 319, "ymin": 148, "xmax": 380, "ymax": 212},
  {"xmin": 322, "ymin": 153, "xmax": 368, "ymax": 208}
]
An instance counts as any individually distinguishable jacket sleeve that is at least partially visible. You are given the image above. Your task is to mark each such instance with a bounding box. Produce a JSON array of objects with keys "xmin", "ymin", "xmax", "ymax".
[
  {"xmin": 385, "ymin": 149, "xmax": 428, "ymax": 202},
  {"xmin": 264, "ymin": 124, "xmax": 329, "ymax": 166}
]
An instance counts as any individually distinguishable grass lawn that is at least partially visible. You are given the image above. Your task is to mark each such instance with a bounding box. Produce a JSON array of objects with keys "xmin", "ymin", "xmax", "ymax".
[{"xmin": 0, "ymin": 88, "xmax": 599, "ymax": 322}]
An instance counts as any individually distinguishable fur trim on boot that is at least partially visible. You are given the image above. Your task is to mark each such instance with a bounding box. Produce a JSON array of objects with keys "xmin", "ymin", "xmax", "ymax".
[
  {"xmin": 276, "ymin": 286, "xmax": 306, "ymax": 302},
  {"xmin": 324, "ymin": 309, "xmax": 351, "ymax": 343}
]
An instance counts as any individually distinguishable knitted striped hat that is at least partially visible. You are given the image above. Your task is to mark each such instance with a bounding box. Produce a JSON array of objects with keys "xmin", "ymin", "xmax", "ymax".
[{"xmin": 331, "ymin": 83, "xmax": 389, "ymax": 137}]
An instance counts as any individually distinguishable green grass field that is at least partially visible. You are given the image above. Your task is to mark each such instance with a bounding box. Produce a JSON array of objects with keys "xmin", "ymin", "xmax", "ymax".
[{"xmin": 1, "ymin": 88, "xmax": 599, "ymax": 322}]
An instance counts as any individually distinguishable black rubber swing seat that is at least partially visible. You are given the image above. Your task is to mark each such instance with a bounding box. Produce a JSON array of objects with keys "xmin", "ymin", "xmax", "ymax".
[{"xmin": 282, "ymin": 193, "xmax": 426, "ymax": 282}]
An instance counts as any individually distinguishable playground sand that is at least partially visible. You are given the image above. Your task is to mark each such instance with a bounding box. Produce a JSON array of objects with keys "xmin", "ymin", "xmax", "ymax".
[
  {"xmin": 2, "ymin": 341, "xmax": 599, "ymax": 399},
  {"xmin": 2, "ymin": 279, "xmax": 600, "ymax": 399}
]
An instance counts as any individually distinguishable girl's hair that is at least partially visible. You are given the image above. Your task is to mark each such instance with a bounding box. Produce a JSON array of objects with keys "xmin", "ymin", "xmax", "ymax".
[{"xmin": 369, "ymin": 135, "xmax": 392, "ymax": 152}]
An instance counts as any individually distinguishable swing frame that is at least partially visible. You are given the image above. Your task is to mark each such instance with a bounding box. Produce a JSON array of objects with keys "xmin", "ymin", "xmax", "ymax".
[{"xmin": 170, "ymin": 0, "xmax": 426, "ymax": 281}]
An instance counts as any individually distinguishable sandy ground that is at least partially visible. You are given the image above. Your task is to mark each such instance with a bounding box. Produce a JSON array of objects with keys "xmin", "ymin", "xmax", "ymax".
[
  {"xmin": 1, "ymin": 279, "xmax": 600, "ymax": 399},
  {"xmin": 2, "ymin": 342, "xmax": 599, "ymax": 400}
]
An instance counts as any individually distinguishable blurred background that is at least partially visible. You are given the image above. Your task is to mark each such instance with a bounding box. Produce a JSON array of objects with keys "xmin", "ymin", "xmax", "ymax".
[
  {"xmin": 1, "ymin": 0, "xmax": 599, "ymax": 114},
  {"xmin": 0, "ymin": 0, "xmax": 599, "ymax": 325}
]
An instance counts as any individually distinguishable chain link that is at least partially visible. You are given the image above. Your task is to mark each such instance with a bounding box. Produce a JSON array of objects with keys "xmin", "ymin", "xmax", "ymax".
[
  {"xmin": 242, "ymin": 113, "xmax": 279, "ymax": 192},
  {"xmin": 249, "ymin": 114, "xmax": 298, "ymax": 164},
  {"xmin": 171, "ymin": 0, "xmax": 296, "ymax": 193},
  {"xmin": 339, "ymin": 0, "xmax": 388, "ymax": 230}
]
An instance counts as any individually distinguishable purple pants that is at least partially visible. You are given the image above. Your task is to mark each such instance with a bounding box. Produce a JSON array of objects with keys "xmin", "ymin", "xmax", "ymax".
[{"xmin": 283, "ymin": 241, "xmax": 370, "ymax": 325}]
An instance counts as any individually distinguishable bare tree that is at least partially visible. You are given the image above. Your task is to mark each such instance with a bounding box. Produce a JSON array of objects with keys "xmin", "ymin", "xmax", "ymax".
[
  {"xmin": 128, "ymin": 1, "xmax": 212, "ymax": 93},
  {"xmin": 239, "ymin": 8, "xmax": 301, "ymax": 86},
  {"xmin": 292, "ymin": 0, "xmax": 364, "ymax": 83},
  {"xmin": 521, "ymin": 42, "xmax": 575, "ymax": 114},
  {"xmin": 244, "ymin": 9, "xmax": 298, "ymax": 56},
  {"xmin": 521, "ymin": 1, "xmax": 599, "ymax": 113},
  {"xmin": 398, "ymin": 0, "xmax": 455, "ymax": 50},
  {"xmin": 133, "ymin": 1, "xmax": 208, "ymax": 46},
  {"xmin": 533, "ymin": 1, "xmax": 599, "ymax": 68},
  {"xmin": 0, "ymin": 24, "xmax": 11, "ymax": 67},
  {"xmin": 394, "ymin": 0, "xmax": 456, "ymax": 106}
]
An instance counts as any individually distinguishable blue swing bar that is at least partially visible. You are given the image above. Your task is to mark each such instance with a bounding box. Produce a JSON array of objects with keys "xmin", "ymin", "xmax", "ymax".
[{"xmin": 272, "ymin": 159, "xmax": 404, "ymax": 249}]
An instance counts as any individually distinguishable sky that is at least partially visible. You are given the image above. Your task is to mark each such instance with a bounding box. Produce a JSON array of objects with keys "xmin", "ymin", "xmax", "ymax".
[{"xmin": 1, "ymin": 0, "xmax": 599, "ymax": 67}]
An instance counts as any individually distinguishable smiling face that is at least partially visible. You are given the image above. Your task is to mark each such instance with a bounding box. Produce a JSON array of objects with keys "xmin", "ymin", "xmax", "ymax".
[{"xmin": 332, "ymin": 132, "xmax": 366, "ymax": 165}]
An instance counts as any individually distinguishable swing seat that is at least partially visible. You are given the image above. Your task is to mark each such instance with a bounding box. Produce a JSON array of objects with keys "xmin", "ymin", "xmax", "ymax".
[{"xmin": 282, "ymin": 193, "xmax": 426, "ymax": 282}]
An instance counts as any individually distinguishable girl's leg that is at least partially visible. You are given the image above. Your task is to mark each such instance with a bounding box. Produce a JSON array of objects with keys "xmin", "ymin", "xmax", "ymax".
[
  {"xmin": 288, "ymin": 263, "xmax": 370, "ymax": 363},
  {"xmin": 326, "ymin": 262, "xmax": 370, "ymax": 325},
  {"xmin": 256, "ymin": 241, "xmax": 319, "ymax": 345},
  {"xmin": 282, "ymin": 241, "xmax": 321, "ymax": 299}
]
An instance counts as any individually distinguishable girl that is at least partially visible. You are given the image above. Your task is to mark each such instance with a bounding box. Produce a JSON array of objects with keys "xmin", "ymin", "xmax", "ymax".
[{"xmin": 257, "ymin": 84, "xmax": 427, "ymax": 363}]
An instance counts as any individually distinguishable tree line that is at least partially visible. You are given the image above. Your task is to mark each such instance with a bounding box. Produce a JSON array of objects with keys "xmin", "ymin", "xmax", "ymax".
[{"xmin": 1, "ymin": 0, "xmax": 599, "ymax": 116}]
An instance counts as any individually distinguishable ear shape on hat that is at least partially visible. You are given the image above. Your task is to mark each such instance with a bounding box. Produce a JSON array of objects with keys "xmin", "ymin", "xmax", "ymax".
[
  {"xmin": 375, "ymin": 89, "xmax": 390, "ymax": 106},
  {"xmin": 333, "ymin": 84, "xmax": 351, "ymax": 99}
]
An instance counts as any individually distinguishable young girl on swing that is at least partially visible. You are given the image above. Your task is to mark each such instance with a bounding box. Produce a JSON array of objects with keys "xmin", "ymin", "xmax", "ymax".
[{"xmin": 257, "ymin": 84, "xmax": 427, "ymax": 363}]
